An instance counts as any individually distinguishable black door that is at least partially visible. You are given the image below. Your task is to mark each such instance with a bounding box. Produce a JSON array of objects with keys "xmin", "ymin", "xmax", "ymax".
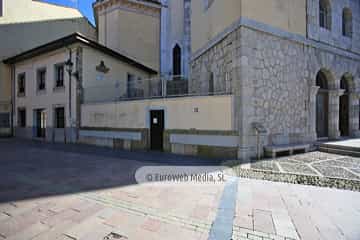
[
  {"xmin": 150, "ymin": 110, "xmax": 164, "ymax": 151},
  {"xmin": 339, "ymin": 94, "xmax": 349, "ymax": 136},
  {"xmin": 36, "ymin": 109, "xmax": 46, "ymax": 138},
  {"xmin": 316, "ymin": 91, "xmax": 329, "ymax": 138}
]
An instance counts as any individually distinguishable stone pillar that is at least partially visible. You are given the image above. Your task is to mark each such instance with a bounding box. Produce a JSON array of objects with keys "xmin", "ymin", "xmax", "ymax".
[
  {"xmin": 328, "ymin": 89, "xmax": 345, "ymax": 140},
  {"xmin": 309, "ymin": 86, "xmax": 319, "ymax": 141},
  {"xmin": 236, "ymin": 53, "xmax": 256, "ymax": 162},
  {"xmin": 349, "ymin": 92, "xmax": 360, "ymax": 137}
]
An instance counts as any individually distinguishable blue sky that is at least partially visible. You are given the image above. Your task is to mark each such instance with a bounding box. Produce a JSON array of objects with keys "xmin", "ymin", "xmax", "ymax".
[{"xmin": 40, "ymin": 0, "xmax": 96, "ymax": 25}]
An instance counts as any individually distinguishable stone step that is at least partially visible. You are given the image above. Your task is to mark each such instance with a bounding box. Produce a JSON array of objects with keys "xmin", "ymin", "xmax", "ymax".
[
  {"xmin": 319, "ymin": 142, "xmax": 360, "ymax": 152},
  {"xmin": 318, "ymin": 145, "xmax": 360, "ymax": 157}
]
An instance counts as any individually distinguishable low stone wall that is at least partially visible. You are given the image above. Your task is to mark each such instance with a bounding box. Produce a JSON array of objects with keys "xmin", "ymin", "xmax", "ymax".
[
  {"xmin": 77, "ymin": 127, "xmax": 239, "ymax": 158},
  {"xmin": 164, "ymin": 129, "xmax": 239, "ymax": 159},
  {"xmin": 79, "ymin": 95, "xmax": 236, "ymax": 157},
  {"xmin": 0, "ymin": 128, "xmax": 11, "ymax": 137},
  {"xmin": 231, "ymin": 168, "xmax": 360, "ymax": 192},
  {"xmin": 78, "ymin": 127, "xmax": 148, "ymax": 151}
]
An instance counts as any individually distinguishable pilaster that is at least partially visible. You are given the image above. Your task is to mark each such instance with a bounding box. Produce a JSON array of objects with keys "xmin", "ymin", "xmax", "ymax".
[
  {"xmin": 349, "ymin": 92, "xmax": 360, "ymax": 137},
  {"xmin": 328, "ymin": 89, "xmax": 345, "ymax": 140},
  {"xmin": 309, "ymin": 86, "xmax": 319, "ymax": 141}
]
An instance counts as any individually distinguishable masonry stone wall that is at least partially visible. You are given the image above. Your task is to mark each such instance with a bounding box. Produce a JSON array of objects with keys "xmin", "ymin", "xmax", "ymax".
[
  {"xmin": 307, "ymin": 0, "xmax": 360, "ymax": 54},
  {"xmin": 190, "ymin": 30, "xmax": 236, "ymax": 95},
  {"xmin": 240, "ymin": 28, "xmax": 309, "ymax": 145},
  {"xmin": 191, "ymin": 25, "xmax": 360, "ymax": 160}
]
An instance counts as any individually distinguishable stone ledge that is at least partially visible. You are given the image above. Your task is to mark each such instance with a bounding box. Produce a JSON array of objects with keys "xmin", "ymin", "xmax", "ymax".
[{"xmin": 229, "ymin": 168, "xmax": 360, "ymax": 192}]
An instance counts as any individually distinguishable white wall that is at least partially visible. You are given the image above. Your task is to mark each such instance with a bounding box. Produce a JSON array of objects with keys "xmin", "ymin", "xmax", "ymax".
[
  {"xmin": 0, "ymin": 0, "xmax": 96, "ymax": 108},
  {"xmin": 14, "ymin": 48, "xmax": 77, "ymax": 128},
  {"xmin": 81, "ymin": 95, "xmax": 234, "ymax": 131}
]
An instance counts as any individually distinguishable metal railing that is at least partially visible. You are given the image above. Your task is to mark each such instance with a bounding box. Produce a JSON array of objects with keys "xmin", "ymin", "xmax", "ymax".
[{"xmin": 82, "ymin": 75, "xmax": 232, "ymax": 104}]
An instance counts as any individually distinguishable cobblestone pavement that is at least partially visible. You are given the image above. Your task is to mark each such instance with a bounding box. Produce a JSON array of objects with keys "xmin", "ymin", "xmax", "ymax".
[
  {"xmin": 1, "ymin": 139, "xmax": 360, "ymax": 240},
  {"xmin": 251, "ymin": 152, "xmax": 360, "ymax": 180}
]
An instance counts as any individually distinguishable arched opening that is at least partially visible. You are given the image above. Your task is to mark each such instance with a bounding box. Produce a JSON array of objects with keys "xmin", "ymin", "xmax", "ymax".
[
  {"xmin": 342, "ymin": 8, "xmax": 352, "ymax": 38},
  {"xmin": 172, "ymin": 44, "xmax": 181, "ymax": 76},
  {"xmin": 316, "ymin": 70, "xmax": 329, "ymax": 138},
  {"xmin": 319, "ymin": 0, "xmax": 331, "ymax": 30},
  {"xmin": 339, "ymin": 76, "xmax": 351, "ymax": 136}
]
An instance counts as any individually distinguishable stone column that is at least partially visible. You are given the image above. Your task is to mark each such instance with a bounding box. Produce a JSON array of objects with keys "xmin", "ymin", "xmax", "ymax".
[
  {"xmin": 328, "ymin": 89, "xmax": 345, "ymax": 140},
  {"xmin": 349, "ymin": 92, "xmax": 360, "ymax": 137},
  {"xmin": 309, "ymin": 86, "xmax": 320, "ymax": 141}
]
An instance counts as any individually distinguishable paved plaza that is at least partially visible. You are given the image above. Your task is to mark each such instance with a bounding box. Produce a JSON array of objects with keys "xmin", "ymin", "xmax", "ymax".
[
  {"xmin": 0, "ymin": 139, "xmax": 360, "ymax": 240},
  {"xmin": 251, "ymin": 151, "xmax": 360, "ymax": 180}
]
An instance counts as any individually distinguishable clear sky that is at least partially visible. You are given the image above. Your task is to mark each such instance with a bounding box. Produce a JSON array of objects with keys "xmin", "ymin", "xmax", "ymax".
[{"xmin": 40, "ymin": 0, "xmax": 96, "ymax": 25}]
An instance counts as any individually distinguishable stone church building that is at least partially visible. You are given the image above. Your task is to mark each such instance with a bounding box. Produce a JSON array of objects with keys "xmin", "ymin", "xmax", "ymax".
[
  {"xmin": 92, "ymin": 0, "xmax": 360, "ymax": 160},
  {"xmin": 4, "ymin": 0, "xmax": 360, "ymax": 160},
  {"xmin": 189, "ymin": 0, "xmax": 360, "ymax": 159}
]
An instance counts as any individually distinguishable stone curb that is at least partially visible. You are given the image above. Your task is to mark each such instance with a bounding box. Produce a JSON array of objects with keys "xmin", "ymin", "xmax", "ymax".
[{"xmin": 230, "ymin": 168, "xmax": 360, "ymax": 192}]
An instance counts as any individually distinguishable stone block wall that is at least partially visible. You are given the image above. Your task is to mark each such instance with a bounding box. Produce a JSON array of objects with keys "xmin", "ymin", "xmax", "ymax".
[
  {"xmin": 190, "ymin": 29, "xmax": 236, "ymax": 95},
  {"xmin": 239, "ymin": 27, "xmax": 309, "ymax": 145},
  {"xmin": 191, "ymin": 24, "xmax": 360, "ymax": 160},
  {"xmin": 307, "ymin": 0, "xmax": 360, "ymax": 54}
]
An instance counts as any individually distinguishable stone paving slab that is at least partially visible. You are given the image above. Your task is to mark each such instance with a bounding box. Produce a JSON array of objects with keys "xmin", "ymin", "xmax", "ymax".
[
  {"xmin": 228, "ymin": 151, "xmax": 360, "ymax": 191},
  {"xmin": 253, "ymin": 209, "xmax": 276, "ymax": 235},
  {"xmin": 233, "ymin": 178, "xmax": 360, "ymax": 240},
  {"xmin": 1, "ymin": 139, "xmax": 360, "ymax": 239}
]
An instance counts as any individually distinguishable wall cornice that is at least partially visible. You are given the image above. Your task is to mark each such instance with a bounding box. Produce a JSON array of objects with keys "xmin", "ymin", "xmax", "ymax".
[{"xmin": 94, "ymin": 0, "xmax": 160, "ymax": 18}]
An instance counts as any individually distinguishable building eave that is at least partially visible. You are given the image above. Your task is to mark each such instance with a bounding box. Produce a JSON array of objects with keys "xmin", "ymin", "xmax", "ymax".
[{"xmin": 3, "ymin": 32, "xmax": 157, "ymax": 75}]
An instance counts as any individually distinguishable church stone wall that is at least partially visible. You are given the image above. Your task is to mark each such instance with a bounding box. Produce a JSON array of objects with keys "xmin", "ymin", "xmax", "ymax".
[
  {"xmin": 307, "ymin": 0, "xmax": 360, "ymax": 54},
  {"xmin": 191, "ymin": 25, "xmax": 360, "ymax": 159}
]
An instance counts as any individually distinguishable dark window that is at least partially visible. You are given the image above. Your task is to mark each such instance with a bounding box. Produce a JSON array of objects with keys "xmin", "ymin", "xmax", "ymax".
[
  {"xmin": 127, "ymin": 73, "xmax": 136, "ymax": 98},
  {"xmin": 37, "ymin": 68, "xmax": 46, "ymax": 90},
  {"xmin": 209, "ymin": 72, "xmax": 214, "ymax": 94},
  {"xmin": 319, "ymin": 0, "xmax": 331, "ymax": 30},
  {"xmin": 0, "ymin": 0, "xmax": 3, "ymax": 17},
  {"xmin": 18, "ymin": 73, "xmax": 25, "ymax": 95},
  {"xmin": 55, "ymin": 64, "xmax": 64, "ymax": 87},
  {"xmin": 0, "ymin": 113, "xmax": 10, "ymax": 128},
  {"xmin": 127, "ymin": 74, "xmax": 144, "ymax": 98},
  {"xmin": 18, "ymin": 109, "xmax": 26, "ymax": 127},
  {"xmin": 316, "ymin": 71, "xmax": 328, "ymax": 89},
  {"xmin": 340, "ymin": 77, "xmax": 350, "ymax": 93},
  {"xmin": 173, "ymin": 44, "xmax": 182, "ymax": 76},
  {"xmin": 342, "ymin": 8, "xmax": 352, "ymax": 37},
  {"xmin": 55, "ymin": 107, "xmax": 65, "ymax": 128}
]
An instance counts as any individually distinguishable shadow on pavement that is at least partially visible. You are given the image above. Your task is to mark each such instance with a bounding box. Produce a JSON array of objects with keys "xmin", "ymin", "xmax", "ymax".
[{"xmin": 0, "ymin": 138, "xmax": 223, "ymax": 203}]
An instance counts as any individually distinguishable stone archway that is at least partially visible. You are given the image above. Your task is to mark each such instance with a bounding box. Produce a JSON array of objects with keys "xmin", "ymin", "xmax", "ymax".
[
  {"xmin": 316, "ymin": 70, "xmax": 330, "ymax": 138},
  {"xmin": 339, "ymin": 76, "xmax": 350, "ymax": 136}
]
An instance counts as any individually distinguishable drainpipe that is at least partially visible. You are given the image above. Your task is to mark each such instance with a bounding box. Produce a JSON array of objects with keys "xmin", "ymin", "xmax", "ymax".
[
  {"xmin": 10, "ymin": 64, "xmax": 15, "ymax": 137},
  {"xmin": 65, "ymin": 48, "xmax": 73, "ymax": 143}
]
